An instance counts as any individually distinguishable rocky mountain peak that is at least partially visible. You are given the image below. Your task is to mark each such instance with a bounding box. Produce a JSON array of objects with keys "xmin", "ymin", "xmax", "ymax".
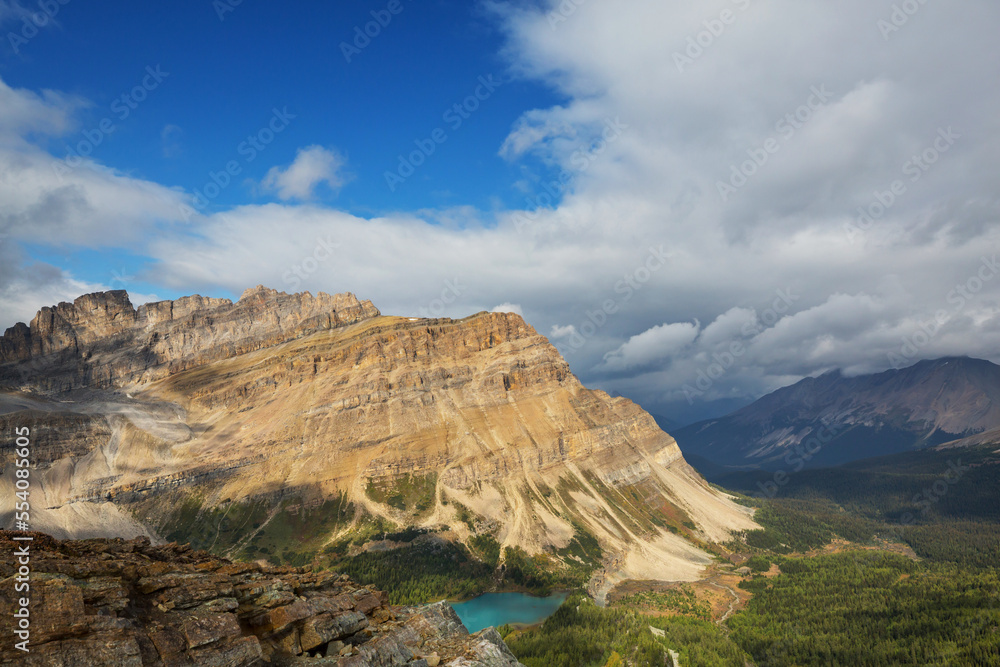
[
  {"xmin": 239, "ymin": 284, "xmax": 281, "ymax": 301},
  {"xmin": 0, "ymin": 287, "xmax": 381, "ymax": 391},
  {"xmin": 0, "ymin": 287, "xmax": 756, "ymax": 609},
  {"xmin": 23, "ymin": 289, "xmax": 137, "ymax": 357},
  {"xmin": 676, "ymin": 356, "xmax": 1000, "ymax": 469}
]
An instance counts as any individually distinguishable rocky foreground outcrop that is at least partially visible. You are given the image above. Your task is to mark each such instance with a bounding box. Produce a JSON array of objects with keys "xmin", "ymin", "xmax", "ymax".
[{"xmin": 0, "ymin": 531, "xmax": 524, "ymax": 666}]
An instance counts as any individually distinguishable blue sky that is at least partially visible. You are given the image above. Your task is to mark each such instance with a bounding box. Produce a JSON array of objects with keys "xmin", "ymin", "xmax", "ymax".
[
  {"xmin": 2, "ymin": 0, "xmax": 999, "ymax": 425},
  {"xmin": 2, "ymin": 0, "xmax": 572, "ymax": 317},
  {"xmin": 4, "ymin": 0, "xmax": 560, "ymax": 215}
]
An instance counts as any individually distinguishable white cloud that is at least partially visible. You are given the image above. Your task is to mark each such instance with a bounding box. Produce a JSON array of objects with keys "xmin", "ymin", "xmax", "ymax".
[
  {"xmin": 261, "ymin": 146, "xmax": 347, "ymax": 200},
  {"xmin": 0, "ymin": 78, "xmax": 86, "ymax": 141},
  {"xmin": 599, "ymin": 321, "xmax": 700, "ymax": 372},
  {"xmin": 0, "ymin": 76, "xmax": 188, "ymax": 327},
  {"xmin": 3, "ymin": 1, "xmax": 1000, "ymax": 424},
  {"xmin": 550, "ymin": 324, "xmax": 578, "ymax": 339},
  {"xmin": 491, "ymin": 303, "xmax": 524, "ymax": 316},
  {"xmin": 0, "ymin": 236, "xmax": 107, "ymax": 328},
  {"xmin": 0, "ymin": 76, "xmax": 190, "ymax": 247}
]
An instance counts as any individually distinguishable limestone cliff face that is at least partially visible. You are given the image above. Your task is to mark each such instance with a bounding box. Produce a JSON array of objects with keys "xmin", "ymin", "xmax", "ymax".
[
  {"xmin": 0, "ymin": 286, "xmax": 379, "ymax": 391},
  {"xmin": 0, "ymin": 288, "xmax": 756, "ymax": 594}
]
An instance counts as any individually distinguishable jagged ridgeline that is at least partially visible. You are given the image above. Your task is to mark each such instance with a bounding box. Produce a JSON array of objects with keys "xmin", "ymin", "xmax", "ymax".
[{"xmin": 0, "ymin": 287, "xmax": 756, "ymax": 601}]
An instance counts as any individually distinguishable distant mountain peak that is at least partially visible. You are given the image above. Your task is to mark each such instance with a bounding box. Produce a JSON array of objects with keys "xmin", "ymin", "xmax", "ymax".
[{"xmin": 675, "ymin": 356, "xmax": 1000, "ymax": 469}]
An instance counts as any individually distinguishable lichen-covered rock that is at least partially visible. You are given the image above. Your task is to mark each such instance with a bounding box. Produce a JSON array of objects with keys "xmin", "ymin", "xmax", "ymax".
[
  {"xmin": 444, "ymin": 628, "xmax": 526, "ymax": 667},
  {"xmin": 0, "ymin": 531, "xmax": 524, "ymax": 666},
  {"xmin": 299, "ymin": 611, "xmax": 368, "ymax": 651}
]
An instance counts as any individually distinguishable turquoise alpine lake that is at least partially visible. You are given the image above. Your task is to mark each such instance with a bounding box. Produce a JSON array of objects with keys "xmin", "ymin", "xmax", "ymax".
[{"xmin": 452, "ymin": 592, "xmax": 568, "ymax": 633}]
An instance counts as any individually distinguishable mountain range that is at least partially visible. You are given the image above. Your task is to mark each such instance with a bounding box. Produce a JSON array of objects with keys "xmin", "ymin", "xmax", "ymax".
[{"xmin": 674, "ymin": 356, "xmax": 1000, "ymax": 471}]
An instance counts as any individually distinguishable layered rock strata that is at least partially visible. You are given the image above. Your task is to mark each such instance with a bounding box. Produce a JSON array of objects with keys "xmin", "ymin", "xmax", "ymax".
[
  {"xmin": 0, "ymin": 287, "xmax": 379, "ymax": 391},
  {"xmin": 0, "ymin": 531, "xmax": 523, "ymax": 666},
  {"xmin": 0, "ymin": 288, "xmax": 756, "ymax": 592}
]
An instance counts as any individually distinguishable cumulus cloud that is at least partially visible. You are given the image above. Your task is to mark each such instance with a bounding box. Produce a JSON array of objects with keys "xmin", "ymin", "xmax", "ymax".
[
  {"xmin": 599, "ymin": 321, "xmax": 700, "ymax": 372},
  {"xmin": 0, "ymin": 76, "xmax": 190, "ymax": 247},
  {"xmin": 3, "ymin": 1, "xmax": 1000, "ymax": 425},
  {"xmin": 491, "ymin": 303, "xmax": 524, "ymax": 316},
  {"xmin": 481, "ymin": 0, "xmax": 1000, "ymax": 418},
  {"xmin": 0, "ymin": 76, "xmax": 188, "ymax": 326},
  {"xmin": 0, "ymin": 235, "xmax": 117, "ymax": 328},
  {"xmin": 0, "ymin": 78, "xmax": 86, "ymax": 140},
  {"xmin": 261, "ymin": 146, "xmax": 347, "ymax": 200},
  {"xmin": 550, "ymin": 324, "xmax": 578, "ymax": 339}
]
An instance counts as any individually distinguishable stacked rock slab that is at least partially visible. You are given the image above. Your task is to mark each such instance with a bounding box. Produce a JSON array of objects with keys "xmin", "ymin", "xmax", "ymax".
[{"xmin": 0, "ymin": 531, "xmax": 525, "ymax": 667}]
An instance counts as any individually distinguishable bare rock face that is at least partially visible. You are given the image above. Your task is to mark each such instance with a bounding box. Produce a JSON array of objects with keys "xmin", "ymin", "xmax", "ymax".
[
  {"xmin": 29, "ymin": 290, "xmax": 138, "ymax": 357},
  {"xmin": 0, "ymin": 531, "xmax": 524, "ymax": 666},
  {"xmin": 0, "ymin": 288, "xmax": 756, "ymax": 595},
  {"xmin": 0, "ymin": 286, "xmax": 380, "ymax": 391},
  {"xmin": 0, "ymin": 322, "xmax": 31, "ymax": 362}
]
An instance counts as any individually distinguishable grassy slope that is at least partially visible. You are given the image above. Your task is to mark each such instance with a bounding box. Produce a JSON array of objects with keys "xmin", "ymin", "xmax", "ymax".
[{"xmin": 129, "ymin": 472, "xmax": 611, "ymax": 605}]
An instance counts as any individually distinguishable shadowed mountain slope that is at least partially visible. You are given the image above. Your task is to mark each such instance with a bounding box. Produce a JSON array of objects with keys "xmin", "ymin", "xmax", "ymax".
[{"xmin": 674, "ymin": 357, "xmax": 1000, "ymax": 470}]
